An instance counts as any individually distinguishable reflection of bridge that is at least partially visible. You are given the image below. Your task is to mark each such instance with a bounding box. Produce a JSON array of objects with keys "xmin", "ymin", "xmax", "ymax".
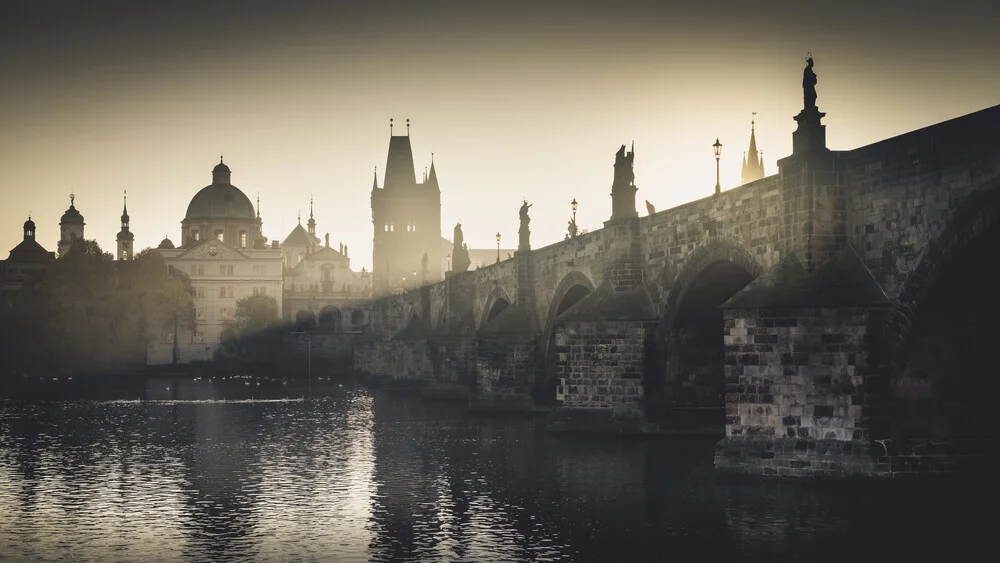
[{"xmin": 355, "ymin": 98, "xmax": 1000, "ymax": 480}]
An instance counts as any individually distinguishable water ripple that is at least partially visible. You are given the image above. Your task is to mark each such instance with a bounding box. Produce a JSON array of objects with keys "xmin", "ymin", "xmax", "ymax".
[{"xmin": 0, "ymin": 387, "xmax": 994, "ymax": 562}]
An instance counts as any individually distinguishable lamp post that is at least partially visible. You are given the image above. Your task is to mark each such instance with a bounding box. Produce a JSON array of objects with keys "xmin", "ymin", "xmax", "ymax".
[
  {"xmin": 496, "ymin": 232, "xmax": 501, "ymax": 263},
  {"xmin": 570, "ymin": 198, "xmax": 578, "ymax": 238},
  {"xmin": 713, "ymin": 138, "xmax": 723, "ymax": 196}
]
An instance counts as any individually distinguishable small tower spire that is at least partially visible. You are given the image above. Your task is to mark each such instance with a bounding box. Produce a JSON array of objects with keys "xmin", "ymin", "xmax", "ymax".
[
  {"xmin": 116, "ymin": 190, "xmax": 134, "ymax": 260},
  {"xmin": 406, "ymin": 118, "xmax": 410, "ymax": 136},
  {"xmin": 121, "ymin": 190, "xmax": 129, "ymax": 227},
  {"xmin": 307, "ymin": 196, "xmax": 316, "ymax": 236},
  {"xmin": 256, "ymin": 193, "xmax": 261, "ymax": 218},
  {"xmin": 372, "ymin": 166, "xmax": 379, "ymax": 190},
  {"xmin": 741, "ymin": 113, "xmax": 765, "ymax": 184}
]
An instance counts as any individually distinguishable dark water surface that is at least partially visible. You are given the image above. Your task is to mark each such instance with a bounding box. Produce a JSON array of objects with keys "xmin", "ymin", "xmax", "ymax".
[{"xmin": 0, "ymin": 385, "xmax": 991, "ymax": 562}]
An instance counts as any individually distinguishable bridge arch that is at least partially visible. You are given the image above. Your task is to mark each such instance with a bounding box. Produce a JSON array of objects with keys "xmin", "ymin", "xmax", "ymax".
[
  {"xmin": 650, "ymin": 238, "xmax": 764, "ymax": 427},
  {"xmin": 539, "ymin": 270, "xmax": 597, "ymax": 404},
  {"xmin": 886, "ymin": 180, "xmax": 1000, "ymax": 440},
  {"xmin": 660, "ymin": 238, "xmax": 765, "ymax": 332},
  {"xmin": 479, "ymin": 287, "xmax": 513, "ymax": 329}
]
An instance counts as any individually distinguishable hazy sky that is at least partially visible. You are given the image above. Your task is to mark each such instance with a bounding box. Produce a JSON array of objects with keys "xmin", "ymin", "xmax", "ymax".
[{"xmin": 2, "ymin": 0, "xmax": 998, "ymax": 269}]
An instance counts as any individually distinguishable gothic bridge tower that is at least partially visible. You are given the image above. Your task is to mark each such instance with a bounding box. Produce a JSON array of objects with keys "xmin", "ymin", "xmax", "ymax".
[{"xmin": 371, "ymin": 119, "xmax": 443, "ymax": 296}]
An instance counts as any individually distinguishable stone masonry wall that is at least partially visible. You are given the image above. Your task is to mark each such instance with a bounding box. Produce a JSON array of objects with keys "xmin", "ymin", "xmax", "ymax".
[
  {"xmin": 640, "ymin": 175, "xmax": 784, "ymax": 309},
  {"xmin": 555, "ymin": 320, "xmax": 652, "ymax": 411},
  {"xmin": 474, "ymin": 334, "xmax": 540, "ymax": 409},
  {"xmin": 427, "ymin": 335, "xmax": 477, "ymax": 385},
  {"xmin": 847, "ymin": 106, "xmax": 1000, "ymax": 301},
  {"xmin": 714, "ymin": 306, "xmax": 884, "ymax": 478},
  {"xmin": 352, "ymin": 339, "xmax": 432, "ymax": 382}
]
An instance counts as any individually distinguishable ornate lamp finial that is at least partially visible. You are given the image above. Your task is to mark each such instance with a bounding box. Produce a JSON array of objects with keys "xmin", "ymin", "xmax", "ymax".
[
  {"xmin": 389, "ymin": 118, "xmax": 393, "ymax": 134},
  {"xmin": 70, "ymin": 193, "xmax": 75, "ymax": 206}
]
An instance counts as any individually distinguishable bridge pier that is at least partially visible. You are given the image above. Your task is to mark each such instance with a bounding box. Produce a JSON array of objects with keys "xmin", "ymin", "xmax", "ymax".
[{"xmin": 712, "ymin": 249, "xmax": 895, "ymax": 478}]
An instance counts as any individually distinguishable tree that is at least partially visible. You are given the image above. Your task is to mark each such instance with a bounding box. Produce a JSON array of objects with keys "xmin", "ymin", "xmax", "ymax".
[
  {"xmin": 217, "ymin": 294, "xmax": 282, "ymax": 368},
  {"xmin": 233, "ymin": 294, "xmax": 280, "ymax": 335},
  {"xmin": 0, "ymin": 241, "xmax": 197, "ymax": 380}
]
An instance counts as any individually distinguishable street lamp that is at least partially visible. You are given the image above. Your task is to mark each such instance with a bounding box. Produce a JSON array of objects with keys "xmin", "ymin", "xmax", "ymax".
[
  {"xmin": 496, "ymin": 232, "xmax": 501, "ymax": 263},
  {"xmin": 570, "ymin": 198, "xmax": 578, "ymax": 238},
  {"xmin": 713, "ymin": 138, "xmax": 723, "ymax": 196}
]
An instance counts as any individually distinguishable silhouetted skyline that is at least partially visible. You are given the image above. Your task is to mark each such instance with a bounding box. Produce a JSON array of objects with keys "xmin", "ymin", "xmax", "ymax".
[{"xmin": 2, "ymin": 0, "xmax": 998, "ymax": 268}]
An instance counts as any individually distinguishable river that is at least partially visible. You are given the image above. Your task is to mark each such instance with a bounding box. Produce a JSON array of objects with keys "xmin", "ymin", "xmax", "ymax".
[{"xmin": 0, "ymin": 384, "xmax": 991, "ymax": 562}]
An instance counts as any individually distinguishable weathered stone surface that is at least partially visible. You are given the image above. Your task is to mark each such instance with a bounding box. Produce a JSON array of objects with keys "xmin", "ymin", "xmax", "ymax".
[{"xmin": 350, "ymin": 104, "xmax": 1000, "ymax": 481}]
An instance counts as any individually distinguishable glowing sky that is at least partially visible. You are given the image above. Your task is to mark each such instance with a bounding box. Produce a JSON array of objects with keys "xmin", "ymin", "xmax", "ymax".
[{"xmin": 2, "ymin": 1, "xmax": 998, "ymax": 270}]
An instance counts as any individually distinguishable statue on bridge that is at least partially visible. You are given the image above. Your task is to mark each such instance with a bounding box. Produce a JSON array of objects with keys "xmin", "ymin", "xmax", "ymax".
[
  {"xmin": 803, "ymin": 55, "xmax": 818, "ymax": 110},
  {"xmin": 518, "ymin": 200, "xmax": 532, "ymax": 251},
  {"xmin": 613, "ymin": 143, "xmax": 635, "ymax": 187},
  {"xmin": 451, "ymin": 222, "xmax": 471, "ymax": 272}
]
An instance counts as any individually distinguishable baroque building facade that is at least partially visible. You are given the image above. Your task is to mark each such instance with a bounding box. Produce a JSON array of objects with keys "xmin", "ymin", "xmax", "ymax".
[
  {"xmin": 147, "ymin": 159, "xmax": 283, "ymax": 364},
  {"xmin": 0, "ymin": 216, "xmax": 54, "ymax": 310},
  {"xmin": 281, "ymin": 200, "xmax": 372, "ymax": 331}
]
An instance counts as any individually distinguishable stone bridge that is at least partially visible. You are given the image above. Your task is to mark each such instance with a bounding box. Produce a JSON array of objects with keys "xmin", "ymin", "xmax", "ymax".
[{"xmin": 354, "ymin": 101, "xmax": 1000, "ymax": 480}]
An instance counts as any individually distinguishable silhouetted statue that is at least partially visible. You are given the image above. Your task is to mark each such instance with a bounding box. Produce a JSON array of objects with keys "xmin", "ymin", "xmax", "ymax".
[
  {"xmin": 451, "ymin": 222, "xmax": 471, "ymax": 272},
  {"xmin": 803, "ymin": 56, "xmax": 817, "ymax": 110},
  {"xmin": 518, "ymin": 200, "xmax": 532, "ymax": 251},
  {"xmin": 645, "ymin": 199, "xmax": 655, "ymax": 215},
  {"xmin": 614, "ymin": 144, "xmax": 635, "ymax": 186}
]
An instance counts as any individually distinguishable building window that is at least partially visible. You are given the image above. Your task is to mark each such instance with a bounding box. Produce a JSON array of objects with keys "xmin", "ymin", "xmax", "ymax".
[
  {"xmin": 160, "ymin": 332, "xmax": 175, "ymax": 344},
  {"xmin": 252, "ymin": 265, "xmax": 268, "ymax": 275},
  {"xmin": 220, "ymin": 307, "xmax": 234, "ymax": 321},
  {"xmin": 384, "ymin": 224, "xmax": 389, "ymax": 232},
  {"xmin": 220, "ymin": 264, "xmax": 233, "ymax": 276},
  {"xmin": 240, "ymin": 231, "xmax": 247, "ymax": 249},
  {"xmin": 191, "ymin": 333, "xmax": 205, "ymax": 344},
  {"xmin": 196, "ymin": 308, "xmax": 205, "ymax": 321},
  {"xmin": 215, "ymin": 230, "xmax": 224, "ymax": 242},
  {"xmin": 194, "ymin": 286, "xmax": 205, "ymax": 298},
  {"xmin": 192, "ymin": 230, "xmax": 200, "ymax": 242},
  {"xmin": 191, "ymin": 264, "xmax": 204, "ymax": 276},
  {"xmin": 219, "ymin": 286, "xmax": 234, "ymax": 298}
]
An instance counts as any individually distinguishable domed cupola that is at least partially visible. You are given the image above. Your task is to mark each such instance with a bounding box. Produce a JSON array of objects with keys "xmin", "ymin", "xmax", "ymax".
[
  {"xmin": 157, "ymin": 236, "xmax": 175, "ymax": 250},
  {"xmin": 23, "ymin": 215, "xmax": 36, "ymax": 241},
  {"xmin": 180, "ymin": 157, "xmax": 261, "ymax": 248},
  {"xmin": 57, "ymin": 194, "xmax": 86, "ymax": 257},
  {"xmin": 60, "ymin": 193, "xmax": 84, "ymax": 225},
  {"xmin": 212, "ymin": 156, "xmax": 232, "ymax": 185}
]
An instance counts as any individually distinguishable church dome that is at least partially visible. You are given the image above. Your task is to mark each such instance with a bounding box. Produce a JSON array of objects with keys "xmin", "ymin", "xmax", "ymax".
[
  {"xmin": 158, "ymin": 236, "xmax": 175, "ymax": 249},
  {"xmin": 60, "ymin": 196, "xmax": 84, "ymax": 225},
  {"xmin": 23, "ymin": 217, "xmax": 35, "ymax": 232},
  {"xmin": 185, "ymin": 184, "xmax": 256, "ymax": 220},
  {"xmin": 184, "ymin": 159, "xmax": 255, "ymax": 221}
]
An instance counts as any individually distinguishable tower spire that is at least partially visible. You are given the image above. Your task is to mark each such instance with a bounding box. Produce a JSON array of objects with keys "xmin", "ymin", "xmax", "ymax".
[
  {"xmin": 307, "ymin": 196, "xmax": 316, "ymax": 236},
  {"xmin": 741, "ymin": 113, "xmax": 765, "ymax": 184},
  {"xmin": 116, "ymin": 190, "xmax": 133, "ymax": 260}
]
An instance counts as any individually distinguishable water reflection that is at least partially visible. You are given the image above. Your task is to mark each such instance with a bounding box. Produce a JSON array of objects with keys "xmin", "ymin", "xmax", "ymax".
[{"xmin": 0, "ymin": 387, "xmax": 992, "ymax": 562}]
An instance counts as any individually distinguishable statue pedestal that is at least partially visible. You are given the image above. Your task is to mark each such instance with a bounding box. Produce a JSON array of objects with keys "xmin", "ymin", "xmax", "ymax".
[{"xmin": 792, "ymin": 107, "xmax": 828, "ymax": 155}]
